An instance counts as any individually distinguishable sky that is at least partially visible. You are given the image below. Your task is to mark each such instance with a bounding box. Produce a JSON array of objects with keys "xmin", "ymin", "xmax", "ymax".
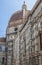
[{"xmin": 0, "ymin": 0, "xmax": 37, "ymax": 37}]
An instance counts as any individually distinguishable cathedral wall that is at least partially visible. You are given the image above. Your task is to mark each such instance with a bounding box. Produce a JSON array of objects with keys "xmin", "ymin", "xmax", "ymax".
[
  {"xmin": 19, "ymin": 1, "xmax": 42, "ymax": 65},
  {"xmin": 6, "ymin": 1, "xmax": 42, "ymax": 65},
  {"xmin": 0, "ymin": 41, "xmax": 6, "ymax": 65},
  {"xmin": 14, "ymin": 36, "xmax": 20, "ymax": 65}
]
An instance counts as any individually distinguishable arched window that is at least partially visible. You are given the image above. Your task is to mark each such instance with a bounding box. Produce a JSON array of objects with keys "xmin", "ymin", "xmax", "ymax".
[
  {"xmin": 15, "ymin": 28, "xmax": 18, "ymax": 31},
  {"xmin": 2, "ymin": 57, "xmax": 5, "ymax": 64}
]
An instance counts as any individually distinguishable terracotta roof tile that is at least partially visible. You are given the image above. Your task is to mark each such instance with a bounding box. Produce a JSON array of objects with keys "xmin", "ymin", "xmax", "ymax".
[
  {"xmin": 0, "ymin": 38, "xmax": 6, "ymax": 42},
  {"xmin": 9, "ymin": 11, "xmax": 23, "ymax": 22}
]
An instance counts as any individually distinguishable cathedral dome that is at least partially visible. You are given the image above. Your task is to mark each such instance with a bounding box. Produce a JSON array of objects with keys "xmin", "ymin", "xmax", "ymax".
[
  {"xmin": 10, "ymin": 11, "xmax": 23, "ymax": 22},
  {"xmin": 8, "ymin": 1, "xmax": 29, "ymax": 27},
  {"xmin": 8, "ymin": 10, "xmax": 23, "ymax": 27}
]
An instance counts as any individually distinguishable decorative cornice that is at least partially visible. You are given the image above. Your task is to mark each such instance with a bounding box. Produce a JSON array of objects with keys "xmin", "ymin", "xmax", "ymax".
[{"xmin": 31, "ymin": 0, "xmax": 41, "ymax": 14}]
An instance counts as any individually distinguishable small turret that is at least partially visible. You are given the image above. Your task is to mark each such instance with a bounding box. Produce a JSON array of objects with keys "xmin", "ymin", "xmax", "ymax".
[
  {"xmin": 22, "ymin": 1, "xmax": 27, "ymax": 10},
  {"xmin": 22, "ymin": 0, "xmax": 27, "ymax": 23}
]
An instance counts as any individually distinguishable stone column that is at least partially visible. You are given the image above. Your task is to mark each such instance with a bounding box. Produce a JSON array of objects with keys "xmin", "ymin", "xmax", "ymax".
[{"xmin": 39, "ymin": 56, "xmax": 42, "ymax": 65}]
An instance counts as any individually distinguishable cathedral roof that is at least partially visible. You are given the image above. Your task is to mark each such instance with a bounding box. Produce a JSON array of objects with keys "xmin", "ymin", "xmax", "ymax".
[{"xmin": 0, "ymin": 38, "xmax": 6, "ymax": 42}]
